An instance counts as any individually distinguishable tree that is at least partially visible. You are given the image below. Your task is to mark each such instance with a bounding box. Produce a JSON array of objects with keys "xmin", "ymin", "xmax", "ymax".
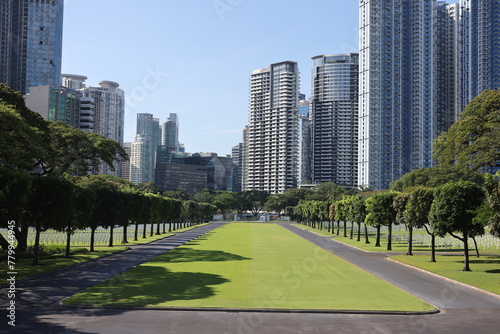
[
  {"xmin": 389, "ymin": 165, "xmax": 484, "ymax": 192},
  {"xmin": 351, "ymin": 196, "xmax": 368, "ymax": 243},
  {"xmin": 335, "ymin": 200, "xmax": 349, "ymax": 237},
  {"xmin": 393, "ymin": 193, "xmax": 410, "ymax": 254},
  {"xmin": 135, "ymin": 181, "xmax": 161, "ymax": 194},
  {"xmin": 314, "ymin": 182, "xmax": 346, "ymax": 202},
  {"xmin": 40, "ymin": 121, "xmax": 127, "ymax": 176},
  {"xmin": 163, "ymin": 189, "xmax": 189, "ymax": 200},
  {"xmin": 212, "ymin": 191, "xmax": 238, "ymax": 217},
  {"xmin": 433, "ymin": 89, "xmax": 500, "ymax": 170},
  {"xmin": 244, "ymin": 190, "xmax": 269, "ymax": 217},
  {"xmin": 404, "ymin": 187, "xmax": 436, "ymax": 261},
  {"xmin": 365, "ymin": 192, "xmax": 398, "ymax": 249},
  {"xmin": 28, "ymin": 176, "xmax": 75, "ymax": 265},
  {"xmin": 192, "ymin": 189, "xmax": 216, "ymax": 204},
  {"xmin": 60, "ymin": 183, "xmax": 95, "ymax": 258},
  {"xmin": 328, "ymin": 202, "xmax": 337, "ymax": 235},
  {"xmin": 429, "ymin": 181, "xmax": 485, "ymax": 271},
  {"xmin": 484, "ymin": 172, "xmax": 500, "ymax": 238},
  {"xmin": 0, "ymin": 104, "xmax": 47, "ymax": 171},
  {"xmin": 264, "ymin": 194, "xmax": 286, "ymax": 217},
  {"xmin": 0, "ymin": 167, "xmax": 32, "ymax": 251}
]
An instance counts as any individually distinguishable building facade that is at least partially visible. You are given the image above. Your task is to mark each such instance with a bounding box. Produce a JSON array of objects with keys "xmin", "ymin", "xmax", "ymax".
[
  {"xmin": 243, "ymin": 61, "xmax": 300, "ymax": 194},
  {"xmin": 131, "ymin": 113, "xmax": 161, "ymax": 183},
  {"xmin": 24, "ymin": 85, "xmax": 81, "ymax": 128},
  {"xmin": 161, "ymin": 113, "xmax": 181, "ymax": 152},
  {"xmin": 2, "ymin": 0, "xmax": 64, "ymax": 94},
  {"xmin": 311, "ymin": 54, "xmax": 359, "ymax": 188},
  {"xmin": 298, "ymin": 99, "xmax": 312, "ymax": 185}
]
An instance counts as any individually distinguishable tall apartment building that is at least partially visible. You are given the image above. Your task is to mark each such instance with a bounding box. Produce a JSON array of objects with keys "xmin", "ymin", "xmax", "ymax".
[
  {"xmin": 1, "ymin": 0, "xmax": 64, "ymax": 94},
  {"xmin": 230, "ymin": 143, "xmax": 243, "ymax": 192},
  {"xmin": 130, "ymin": 113, "xmax": 161, "ymax": 184},
  {"xmin": 460, "ymin": 0, "xmax": 500, "ymax": 112},
  {"xmin": 359, "ymin": 0, "xmax": 442, "ymax": 190},
  {"xmin": 243, "ymin": 61, "xmax": 300, "ymax": 194},
  {"xmin": 298, "ymin": 98, "xmax": 312, "ymax": 185},
  {"xmin": 311, "ymin": 54, "xmax": 359, "ymax": 188},
  {"xmin": 161, "ymin": 113, "xmax": 182, "ymax": 152},
  {"xmin": 359, "ymin": 0, "xmax": 500, "ymax": 190},
  {"xmin": 61, "ymin": 75, "xmax": 125, "ymax": 177}
]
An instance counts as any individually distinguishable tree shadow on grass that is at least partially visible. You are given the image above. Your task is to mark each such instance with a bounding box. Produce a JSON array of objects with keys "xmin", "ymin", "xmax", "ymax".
[
  {"xmin": 151, "ymin": 248, "xmax": 251, "ymax": 263},
  {"xmin": 485, "ymin": 269, "xmax": 500, "ymax": 274},
  {"xmin": 69, "ymin": 266, "xmax": 230, "ymax": 307}
]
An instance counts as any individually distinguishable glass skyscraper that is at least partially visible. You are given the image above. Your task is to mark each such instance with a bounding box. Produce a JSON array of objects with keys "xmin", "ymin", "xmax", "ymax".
[
  {"xmin": 2, "ymin": 0, "xmax": 64, "ymax": 94},
  {"xmin": 311, "ymin": 54, "xmax": 359, "ymax": 188}
]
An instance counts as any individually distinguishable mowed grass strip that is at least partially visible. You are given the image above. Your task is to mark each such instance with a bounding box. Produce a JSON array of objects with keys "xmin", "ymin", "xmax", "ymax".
[
  {"xmin": 65, "ymin": 223, "xmax": 433, "ymax": 311},
  {"xmin": 391, "ymin": 254, "xmax": 500, "ymax": 295}
]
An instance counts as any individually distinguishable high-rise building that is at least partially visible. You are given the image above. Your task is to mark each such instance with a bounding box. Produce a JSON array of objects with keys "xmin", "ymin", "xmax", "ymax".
[
  {"xmin": 80, "ymin": 80, "xmax": 125, "ymax": 177},
  {"xmin": 1, "ymin": 0, "xmax": 64, "ymax": 94},
  {"xmin": 359, "ymin": 0, "xmax": 441, "ymax": 190},
  {"xmin": 131, "ymin": 113, "xmax": 161, "ymax": 183},
  {"xmin": 161, "ymin": 113, "xmax": 180, "ymax": 152},
  {"xmin": 130, "ymin": 134, "xmax": 151, "ymax": 185},
  {"xmin": 311, "ymin": 54, "xmax": 359, "ymax": 188},
  {"xmin": 298, "ymin": 99, "xmax": 312, "ymax": 185},
  {"xmin": 243, "ymin": 61, "xmax": 300, "ymax": 194},
  {"xmin": 231, "ymin": 143, "xmax": 243, "ymax": 192},
  {"xmin": 460, "ymin": 0, "xmax": 500, "ymax": 112},
  {"xmin": 358, "ymin": 0, "xmax": 500, "ymax": 190}
]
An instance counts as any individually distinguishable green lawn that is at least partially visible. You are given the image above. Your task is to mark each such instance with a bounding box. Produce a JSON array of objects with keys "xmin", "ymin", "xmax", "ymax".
[
  {"xmin": 391, "ymin": 254, "xmax": 500, "ymax": 295},
  {"xmin": 65, "ymin": 223, "xmax": 433, "ymax": 311}
]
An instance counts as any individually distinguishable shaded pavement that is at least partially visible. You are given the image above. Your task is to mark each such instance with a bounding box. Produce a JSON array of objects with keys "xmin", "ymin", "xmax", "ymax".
[{"xmin": 1, "ymin": 222, "xmax": 500, "ymax": 334}]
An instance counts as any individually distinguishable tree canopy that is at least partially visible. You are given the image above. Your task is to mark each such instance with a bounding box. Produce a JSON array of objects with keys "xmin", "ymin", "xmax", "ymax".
[{"xmin": 433, "ymin": 89, "xmax": 500, "ymax": 170}]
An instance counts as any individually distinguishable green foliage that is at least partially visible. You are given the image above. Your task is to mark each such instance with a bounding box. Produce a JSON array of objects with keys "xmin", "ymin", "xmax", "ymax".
[
  {"xmin": 483, "ymin": 172, "xmax": 500, "ymax": 238},
  {"xmin": 42, "ymin": 121, "xmax": 127, "ymax": 176},
  {"xmin": 212, "ymin": 191, "xmax": 238, "ymax": 215},
  {"xmin": 135, "ymin": 181, "xmax": 161, "ymax": 194},
  {"xmin": 433, "ymin": 89, "xmax": 500, "ymax": 170},
  {"xmin": 429, "ymin": 181, "xmax": 485, "ymax": 271},
  {"xmin": 404, "ymin": 187, "xmax": 434, "ymax": 229},
  {"xmin": 393, "ymin": 193, "xmax": 410, "ymax": 226},
  {"xmin": 0, "ymin": 104, "xmax": 47, "ymax": 171},
  {"xmin": 365, "ymin": 192, "xmax": 398, "ymax": 228},
  {"xmin": 389, "ymin": 165, "xmax": 484, "ymax": 192}
]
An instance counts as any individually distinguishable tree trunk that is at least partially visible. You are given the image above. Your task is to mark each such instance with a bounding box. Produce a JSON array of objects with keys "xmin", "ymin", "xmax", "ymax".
[
  {"xmin": 463, "ymin": 234, "xmax": 471, "ymax": 271},
  {"xmin": 90, "ymin": 226, "xmax": 96, "ymax": 252},
  {"xmin": 336, "ymin": 221, "xmax": 340, "ymax": 235},
  {"xmin": 169, "ymin": 221, "xmax": 172, "ymax": 232},
  {"xmin": 122, "ymin": 224, "xmax": 128, "ymax": 244},
  {"xmin": 32, "ymin": 225, "xmax": 41, "ymax": 265},
  {"xmin": 357, "ymin": 223, "xmax": 361, "ymax": 242},
  {"xmin": 387, "ymin": 223, "xmax": 392, "ymax": 251},
  {"xmin": 163, "ymin": 221, "xmax": 166, "ymax": 234},
  {"xmin": 150, "ymin": 221, "xmax": 154, "ymax": 237},
  {"xmin": 14, "ymin": 224, "xmax": 28, "ymax": 253},
  {"xmin": 343, "ymin": 221, "xmax": 347, "ymax": 237},
  {"xmin": 473, "ymin": 236, "xmax": 480, "ymax": 258},
  {"xmin": 406, "ymin": 225, "xmax": 413, "ymax": 255},
  {"xmin": 0, "ymin": 233, "xmax": 10, "ymax": 250},
  {"xmin": 375, "ymin": 226, "xmax": 381, "ymax": 247},
  {"xmin": 65, "ymin": 221, "xmax": 72, "ymax": 258},
  {"xmin": 364, "ymin": 224, "xmax": 370, "ymax": 244},
  {"xmin": 142, "ymin": 223, "xmax": 147, "ymax": 238},
  {"xmin": 430, "ymin": 234, "xmax": 436, "ymax": 262},
  {"xmin": 134, "ymin": 222, "xmax": 139, "ymax": 241},
  {"xmin": 156, "ymin": 221, "xmax": 161, "ymax": 235},
  {"xmin": 350, "ymin": 222, "xmax": 354, "ymax": 239},
  {"xmin": 108, "ymin": 225, "xmax": 114, "ymax": 247}
]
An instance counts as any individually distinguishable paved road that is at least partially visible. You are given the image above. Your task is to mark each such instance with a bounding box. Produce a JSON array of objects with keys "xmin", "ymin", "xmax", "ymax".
[{"xmin": 1, "ymin": 222, "xmax": 500, "ymax": 334}]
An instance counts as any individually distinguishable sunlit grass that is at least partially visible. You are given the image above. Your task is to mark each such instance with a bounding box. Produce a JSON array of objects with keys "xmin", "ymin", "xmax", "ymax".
[{"xmin": 65, "ymin": 223, "xmax": 433, "ymax": 311}]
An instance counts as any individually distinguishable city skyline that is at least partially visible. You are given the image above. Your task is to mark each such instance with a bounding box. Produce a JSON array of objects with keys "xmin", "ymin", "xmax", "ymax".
[{"xmin": 61, "ymin": 0, "xmax": 363, "ymax": 156}]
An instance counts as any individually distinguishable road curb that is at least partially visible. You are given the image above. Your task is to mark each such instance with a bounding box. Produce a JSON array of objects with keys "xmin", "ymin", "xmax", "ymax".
[
  {"xmin": 386, "ymin": 258, "xmax": 500, "ymax": 301},
  {"xmin": 59, "ymin": 302, "xmax": 440, "ymax": 316}
]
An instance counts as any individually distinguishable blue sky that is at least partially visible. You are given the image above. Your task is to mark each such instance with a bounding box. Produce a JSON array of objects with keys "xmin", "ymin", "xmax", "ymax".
[{"xmin": 60, "ymin": 0, "xmax": 363, "ymax": 155}]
